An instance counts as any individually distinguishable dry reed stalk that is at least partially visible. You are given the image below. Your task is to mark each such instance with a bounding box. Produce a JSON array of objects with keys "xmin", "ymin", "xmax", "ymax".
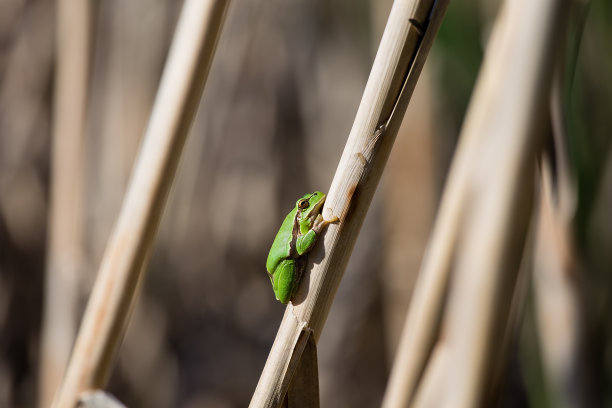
[
  {"xmin": 411, "ymin": 0, "xmax": 570, "ymax": 407},
  {"xmin": 531, "ymin": 10, "xmax": 586, "ymax": 405},
  {"xmin": 78, "ymin": 391, "xmax": 126, "ymax": 408},
  {"xmin": 383, "ymin": 0, "xmax": 572, "ymax": 406},
  {"xmin": 533, "ymin": 159, "xmax": 581, "ymax": 408},
  {"xmin": 409, "ymin": 340, "xmax": 448, "ymax": 408},
  {"xmin": 249, "ymin": 0, "xmax": 449, "ymax": 406},
  {"xmin": 39, "ymin": 1, "xmax": 90, "ymax": 406},
  {"xmin": 51, "ymin": 1, "xmax": 229, "ymax": 407},
  {"xmin": 440, "ymin": 0, "xmax": 571, "ymax": 403}
]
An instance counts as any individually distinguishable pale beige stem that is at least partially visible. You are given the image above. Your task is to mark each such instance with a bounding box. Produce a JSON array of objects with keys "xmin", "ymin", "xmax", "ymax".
[
  {"xmin": 533, "ymin": 159, "xmax": 581, "ymax": 408},
  {"xmin": 51, "ymin": 1, "xmax": 229, "ymax": 407},
  {"xmin": 249, "ymin": 0, "xmax": 449, "ymax": 406},
  {"xmin": 39, "ymin": 1, "xmax": 90, "ymax": 406},
  {"xmin": 531, "ymin": 8, "xmax": 588, "ymax": 404},
  {"xmin": 439, "ymin": 0, "xmax": 571, "ymax": 406},
  {"xmin": 383, "ymin": 0, "xmax": 572, "ymax": 406}
]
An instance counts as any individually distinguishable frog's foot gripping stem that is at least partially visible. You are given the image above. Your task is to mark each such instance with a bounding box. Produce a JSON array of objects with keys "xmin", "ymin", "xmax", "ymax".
[{"xmin": 312, "ymin": 213, "xmax": 339, "ymax": 234}]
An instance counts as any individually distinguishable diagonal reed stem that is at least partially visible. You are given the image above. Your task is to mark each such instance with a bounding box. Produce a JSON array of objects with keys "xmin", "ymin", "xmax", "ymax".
[
  {"xmin": 383, "ymin": 0, "xmax": 572, "ymax": 406},
  {"xmin": 52, "ymin": 1, "xmax": 229, "ymax": 407},
  {"xmin": 249, "ymin": 0, "xmax": 450, "ymax": 406}
]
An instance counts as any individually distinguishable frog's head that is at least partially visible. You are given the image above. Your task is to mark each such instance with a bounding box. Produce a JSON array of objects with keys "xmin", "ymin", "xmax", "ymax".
[{"xmin": 295, "ymin": 191, "xmax": 326, "ymax": 226}]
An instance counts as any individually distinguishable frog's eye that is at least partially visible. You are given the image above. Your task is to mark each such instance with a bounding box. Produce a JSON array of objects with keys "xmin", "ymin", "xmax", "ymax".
[{"xmin": 298, "ymin": 199, "xmax": 309, "ymax": 209}]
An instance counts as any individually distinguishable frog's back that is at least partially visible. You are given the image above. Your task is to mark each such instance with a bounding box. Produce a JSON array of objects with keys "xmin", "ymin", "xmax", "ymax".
[{"xmin": 266, "ymin": 208, "xmax": 296, "ymax": 273}]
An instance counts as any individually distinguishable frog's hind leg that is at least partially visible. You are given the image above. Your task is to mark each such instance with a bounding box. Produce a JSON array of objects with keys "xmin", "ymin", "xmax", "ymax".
[{"xmin": 273, "ymin": 259, "xmax": 296, "ymax": 304}]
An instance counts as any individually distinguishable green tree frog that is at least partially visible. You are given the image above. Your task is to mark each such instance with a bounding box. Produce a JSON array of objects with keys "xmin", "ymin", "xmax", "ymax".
[{"xmin": 266, "ymin": 192, "xmax": 339, "ymax": 304}]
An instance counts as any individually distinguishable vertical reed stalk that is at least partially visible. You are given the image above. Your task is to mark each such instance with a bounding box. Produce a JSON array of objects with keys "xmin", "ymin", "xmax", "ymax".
[{"xmin": 39, "ymin": 0, "xmax": 90, "ymax": 406}]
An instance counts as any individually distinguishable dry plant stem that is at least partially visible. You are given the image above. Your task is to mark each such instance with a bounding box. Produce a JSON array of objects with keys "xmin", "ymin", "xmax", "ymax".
[
  {"xmin": 384, "ymin": 0, "xmax": 571, "ymax": 406},
  {"xmin": 533, "ymin": 159, "xmax": 582, "ymax": 408},
  {"xmin": 249, "ymin": 0, "xmax": 448, "ymax": 407},
  {"xmin": 411, "ymin": 342, "xmax": 449, "ymax": 408},
  {"xmin": 51, "ymin": 1, "xmax": 229, "ymax": 407},
  {"xmin": 383, "ymin": 2, "xmax": 572, "ymax": 407},
  {"xmin": 381, "ymin": 9, "xmax": 483, "ymax": 408},
  {"xmin": 39, "ymin": 0, "xmax": 90, "ymax": 407},
  {"xmin": 532, "ymin": 8, "xmax": 590, "ymax": 404},
  {"xmin": 482, "ymin": 232, "xmax": 533, "ymax": 406},
  {"xmin": 411, "ymin": 242, "xmax": 532, "ymax": 408},
  {"xmin": 437, "ymin": 0, "xmax": 571, "ymax": 406},
  {"xmin": 286, "ymin": 332, "xmax": 319, "ymax": 408},
  {"xmin": 78, "ymin": 391, "xmax": 126, "ymax": 408}
]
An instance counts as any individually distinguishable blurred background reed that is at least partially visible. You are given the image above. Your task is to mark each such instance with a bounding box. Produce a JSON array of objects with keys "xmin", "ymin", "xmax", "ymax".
[{"xmin": 0, "ymin": 0, "xmax": 610, "ymax": 407}]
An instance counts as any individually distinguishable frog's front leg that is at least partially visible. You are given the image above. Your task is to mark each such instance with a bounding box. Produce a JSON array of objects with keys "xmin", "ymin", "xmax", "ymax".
[
  {"xmin": 296, "ymin": 214, "xmax": 339, "ymax": 255},
  {"xmin": 296, "ymin": 230, "xmax": 317, "ymax": 255}
]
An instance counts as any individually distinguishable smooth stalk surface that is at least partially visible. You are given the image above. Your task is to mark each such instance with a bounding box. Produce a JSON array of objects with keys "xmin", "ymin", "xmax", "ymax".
[
  {"xmin": 39, "ymin": 0, "xmax": 90, "ymax": 406},
  {"xmin": 249, "ymin": 0, "xmax": 449, "ymax": 406},
  {"xmin": 383, "ymin": 0, "xmax": 572, "ymax": 406},
  {"xmin": 52, "ymin": 1, "xmax": 229, "ymax": 407}
]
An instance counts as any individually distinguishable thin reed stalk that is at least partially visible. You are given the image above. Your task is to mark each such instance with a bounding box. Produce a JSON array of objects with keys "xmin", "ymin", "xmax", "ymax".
[
  {"xmin": 39, "ymin": 0, "xmax": 90, "ymax": 406},
  {"xmin": 249, "ymin": 0, "xmax": 449, "ymax": 406},
  {"xmin": 51, "ymin": 1, "xmax": 229, "ymax": 407},
  {"xmin": 531, "ymin": 4, "xmax": 588, "ymax": 404}
]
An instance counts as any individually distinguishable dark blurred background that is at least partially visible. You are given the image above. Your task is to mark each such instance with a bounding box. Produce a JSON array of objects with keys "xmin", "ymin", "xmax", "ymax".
[{"xmin": 0, "ymin": 0, "xmax": 610, "ymax": 407}]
